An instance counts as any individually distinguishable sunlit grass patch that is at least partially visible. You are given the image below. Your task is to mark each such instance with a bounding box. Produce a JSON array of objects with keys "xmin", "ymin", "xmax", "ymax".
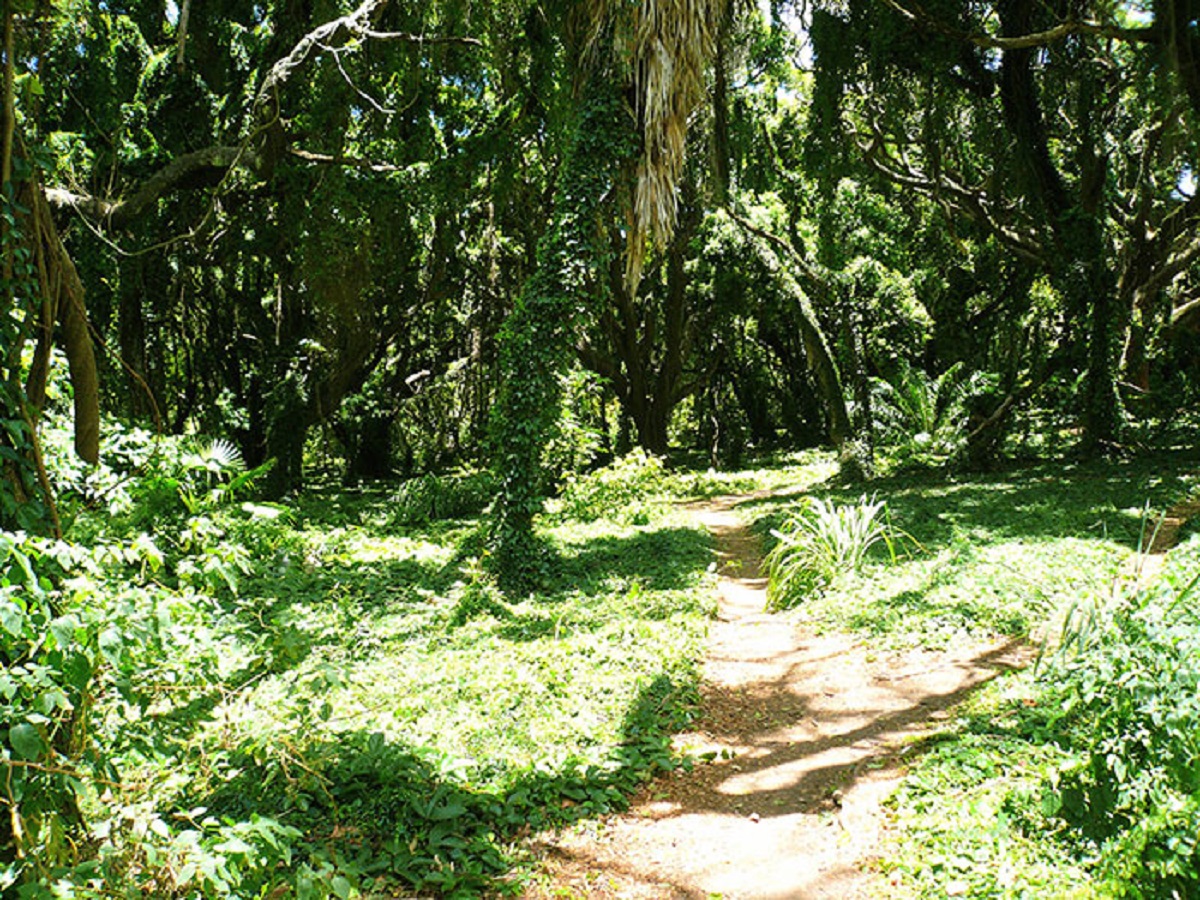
[
  {"xmin": 751, "ymin": 453, "xmax": 1193, "ymax": 647},
  {"xmin": 879, "ymin": 535, "xmax": 1200, "ymax": 898},
  {"xmin": 881, "ymin": 673, "xmax": 1095, "ymax": 899},
  {"xmin": 796, "ymin": 536, "xmax": 1127, "ymax": 647},
  {"xmin": 157, "ymin": 492, "xmax": 715, "ymax": 895},
  {"xmin": 660, "ymin": 448, "xmax": 839, "ymax": 499}
]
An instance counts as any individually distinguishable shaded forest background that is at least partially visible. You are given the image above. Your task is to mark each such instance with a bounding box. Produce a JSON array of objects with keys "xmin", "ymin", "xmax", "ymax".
[{"xmin": 3, "ymin": 0, "xmax": 1197, "ymax": 540}]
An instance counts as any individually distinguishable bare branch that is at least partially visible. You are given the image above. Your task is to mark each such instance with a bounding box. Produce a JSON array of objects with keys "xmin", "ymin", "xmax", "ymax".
[
  {"xmin": 852, "ymin": 123, "xmax": 1046, "ymax": 261},
  {"xmin": 1170, "ymin": 295, "xmax": 1200, "ymax": 332},
  {"xmin": 360, "ymin": 29, "xmax": 483, "ymax": 46},
  {"xmin": 1136, "ymin": 227, "xmax": 1200, "ymax": 300},
  {"xmin": 45, "ymin": 146, "xmax": 249, "ymax": 228},
  {"xmin": 287, "ymin": 147, "xmax": 406, "ymax": 171},
  {"xmin": 175, "ymin": 0, "xmax": 191, "ymax": 69}
]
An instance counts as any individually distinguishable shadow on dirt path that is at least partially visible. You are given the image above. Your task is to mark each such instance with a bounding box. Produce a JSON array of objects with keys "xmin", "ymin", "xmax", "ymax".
[{"xmin": 523, "ymin": 492, "xmax": 1031, "ymax": 899}]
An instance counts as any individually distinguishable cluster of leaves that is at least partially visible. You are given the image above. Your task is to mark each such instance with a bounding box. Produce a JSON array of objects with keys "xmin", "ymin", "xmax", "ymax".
[
  {"xmin": 389, "ymin": 469, "xmax": 496, "ymax": 526},
  {"xmin": 1041, "ymin": 543, "xmax": 1200, "ymax": 896},
  {"xmin": 1, "ymin": 531, "xmax": 95, "ymax": 886},
  {"xmin": 556, "ymin": 449, "xmax": 668, "ymax": 524},
  {"xmin": 763, "ymin": 495, "xmax": 894, "ymax": 609},
  {"xmin": 879, "ymin": 678, "xmax": 1092, "ymax": 897},
  {"xmin": 0, "ymin": 520, "xmax": 340, "ymax": 898},
  {"xmin": 877, "ymin": 540, "xmax": 1200, "ymax": 899},
  {"xmin": 0, "ymin": 421, "xmax": 343, "ymax": 898},
  {"xmin": 3, "ymin": 412, "xmax": 724, "ymax": 897},
  {"xmin": 871, "ymin": 362, "xmax": 1002, "ymax": 469}
]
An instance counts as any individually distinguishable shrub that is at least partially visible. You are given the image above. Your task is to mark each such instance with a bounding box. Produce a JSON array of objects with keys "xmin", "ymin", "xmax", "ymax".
[
  {"xmin": 390, "ymin": 470, "xmax": 496, "ymax": 526},
  {"xmin": 871, "ymin": 362, "xmax": 1001, "ymax": 468},
  {"xmin": 1042, "ymin": 538, "xmax": 1200, "ymax": 896},
  {"xmin": 557, "ymin": 450, "xmax": 666, "ymax": 523},
  {"xmin": 764, "ymin": 495, "xmax": 892, "ymax": 609}
]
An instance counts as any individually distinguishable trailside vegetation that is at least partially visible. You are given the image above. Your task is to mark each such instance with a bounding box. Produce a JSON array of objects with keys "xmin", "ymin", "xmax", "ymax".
[{"xmin": 1, "ymin": 0, "xmax": 1199, "ymax": 896}]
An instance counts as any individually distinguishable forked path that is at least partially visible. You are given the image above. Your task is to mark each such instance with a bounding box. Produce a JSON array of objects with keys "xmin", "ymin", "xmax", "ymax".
[{"xmin": 525, "ymin": 493, "xmax": 1030, "ymax": 899}]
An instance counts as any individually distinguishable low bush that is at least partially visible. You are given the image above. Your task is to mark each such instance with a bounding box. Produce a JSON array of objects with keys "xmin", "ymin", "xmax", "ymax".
[
  {"xmin": 1041, "ymin": 537, "xmax": 1200, "ymax": 897},
  {"xmin": 389, "ymin": 470, "xmax": 497, "ymax": 525},
  {"xmin": 556, "ymin": 449, "xmax": 667, "ymax": 523}
]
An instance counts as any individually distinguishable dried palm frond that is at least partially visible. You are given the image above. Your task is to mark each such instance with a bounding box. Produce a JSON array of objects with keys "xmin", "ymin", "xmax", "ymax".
[{"xmin": 586, "ymin": 0, "xmax": 728, "ymax": 295}]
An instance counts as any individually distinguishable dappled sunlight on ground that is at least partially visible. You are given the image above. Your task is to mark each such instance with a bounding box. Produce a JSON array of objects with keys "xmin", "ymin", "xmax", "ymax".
[{"xmin": 525, "ymin": 494, "xmax": 1031, "ymax": 900}]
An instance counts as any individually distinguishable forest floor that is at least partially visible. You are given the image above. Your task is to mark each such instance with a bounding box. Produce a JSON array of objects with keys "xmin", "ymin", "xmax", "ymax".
[{"xmin": 523, "ymin": 490, "xmax": 1033, "ymax": 899}]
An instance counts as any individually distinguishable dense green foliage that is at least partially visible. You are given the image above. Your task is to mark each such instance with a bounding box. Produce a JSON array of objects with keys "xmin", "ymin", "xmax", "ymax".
[
  {"xmin": 2, "ymin": 423, "xmax": 713, "ymax": 896},
  {"xmin": 764, "ymin": 494, "xmax": 892, "ymax": 608},
  {"xmin": 1044, "ymin": 551, "xmax": 1200, "ymax": 895},
  {"xmin": 753, "ymin": 458, "xmax": 1200, "ymax": 898},
  {"xmin": 1, "ymin": 0, "xmax": 1199, "ymax": 895}
]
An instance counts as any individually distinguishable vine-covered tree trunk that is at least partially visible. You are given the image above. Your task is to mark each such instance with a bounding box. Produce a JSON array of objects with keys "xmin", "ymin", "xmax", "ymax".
[
  {"xmin": 490, "ymin": 80, "xmax": 633, "ymax": 588},
  {"xmin": 2, "ymin": 11, "xmax": 99, "ymax": 533}
]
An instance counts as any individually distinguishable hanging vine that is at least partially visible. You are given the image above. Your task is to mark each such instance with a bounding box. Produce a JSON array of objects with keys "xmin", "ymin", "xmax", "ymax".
[{"xmin": 0, "ymin": 6, "xmax": 100, "ymax": 536}]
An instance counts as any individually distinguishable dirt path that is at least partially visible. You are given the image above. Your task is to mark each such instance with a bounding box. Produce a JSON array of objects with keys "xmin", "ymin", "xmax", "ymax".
[
  {"xmin": 524, "ymin": 493, "xmax": 1029, "ymax": 899},
  {"xmin": 1122, "ymin": 495, "xmax": 1199, "ymax": 584}
]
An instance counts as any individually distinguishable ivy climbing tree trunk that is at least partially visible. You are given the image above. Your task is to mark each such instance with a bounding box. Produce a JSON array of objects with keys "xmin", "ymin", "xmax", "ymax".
[
  {"xmin": 490, "ymin": 80, "xmax": 633, "ymax": 589},
  {"xmin": 1, "ymin": 10, "xmax": 98, "ymax": 535}
]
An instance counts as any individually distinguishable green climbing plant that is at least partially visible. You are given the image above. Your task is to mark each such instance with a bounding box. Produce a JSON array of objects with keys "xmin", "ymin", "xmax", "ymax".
[
  {"xmin": 1, "ymin": 164, "xmax": 55, "ymax": 534},
  {"xmin": 489, "ymin": 78, "xmax": 635, "ymax": 590}
]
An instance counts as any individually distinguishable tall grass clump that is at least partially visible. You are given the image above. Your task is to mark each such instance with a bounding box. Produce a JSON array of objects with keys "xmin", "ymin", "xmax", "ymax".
[
  {"xmin": 1041, "ymin": 538, "xmax": 1200, "ymax": 897},
  {"xmin": 765, "ymin": 495, "xmax": 892, "ymax": 609}
]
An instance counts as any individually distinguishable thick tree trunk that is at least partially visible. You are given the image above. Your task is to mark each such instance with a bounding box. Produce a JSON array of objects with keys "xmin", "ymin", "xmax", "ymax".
[{"xmin": 342, "ymin": 414, "xmax": 394, "ymax": 484}]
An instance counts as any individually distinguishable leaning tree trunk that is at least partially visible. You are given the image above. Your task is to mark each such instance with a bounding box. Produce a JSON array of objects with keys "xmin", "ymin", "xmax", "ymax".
[{"xmin": 2, "ymin": 103, "xmax": 99, "ymax": 535}]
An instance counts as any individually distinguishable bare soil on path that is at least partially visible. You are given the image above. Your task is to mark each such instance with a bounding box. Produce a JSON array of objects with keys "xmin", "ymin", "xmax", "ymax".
[{"xmin": 524, "ymin": 492, "xmax": 1031, "ymax": 899}]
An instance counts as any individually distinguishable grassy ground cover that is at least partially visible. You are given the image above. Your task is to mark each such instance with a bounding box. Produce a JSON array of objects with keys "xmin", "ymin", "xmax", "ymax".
[
  {"xmin": 11, "ymin": 433, "xmax": 1197, "ymax": 898},
  {"xmin": 746, "ymin": 450, "xmax": 1200, "ymax": 898},
  {"xmin": 7, "ymin": 436, "xmax": 837, "ymax": 899},
  {"xmin": 95, "ymin": 494, "xmax": 718, "ymax": 897},
  {"xmin": 751, "ymin": 452, "xmax": 1198, "ymax": 646}
]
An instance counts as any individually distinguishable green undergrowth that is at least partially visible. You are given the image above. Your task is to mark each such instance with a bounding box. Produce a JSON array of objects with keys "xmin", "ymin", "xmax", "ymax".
[
  {"xmin": 879, "ymin": 669, "xmax": 1094, "ymax": 898},
  {"xmin": 166, "ymin": 496, "xmax": 712, "ymax": 897},
  {"xmin": 739, "ymin": 450, "xmax": 1200, "ymax": 898},
  {"xmin": 550, "ymin": 447, "xmax": 838, "ymax": 527},
  {"xmin": 879, "ymin": 535, "xmax": 1200, "ymax": 899},
  {"xmin": 750, "ymin": 452, "xmax": 1198, "ymax": 647},
  {"xmin": 4, "ymin": 435, "xmax": 733, "ymax": 898}
]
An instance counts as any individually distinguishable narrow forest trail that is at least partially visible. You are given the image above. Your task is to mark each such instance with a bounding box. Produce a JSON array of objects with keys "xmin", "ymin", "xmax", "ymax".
[
  {"xmin": 524, "ymin": 492, "xmax": 1030, "ymax": 899},
  {"xmin": 1130, "ymin": 495, "xmax": 1200, "ymax": 583}
]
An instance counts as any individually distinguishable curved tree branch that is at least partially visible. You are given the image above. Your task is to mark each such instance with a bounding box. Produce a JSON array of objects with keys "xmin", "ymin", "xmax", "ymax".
[
  {"xmin": 45, "ymin": 145, "xmax": 248, "ymax": 229},
  {"xmin": 1170, "ymin": 295, "xmax": 1200, "ymax": 332},
  {"xmin": 47, "ymin": 0, "xmax": 480, "ymax": 232},
  {"xmin": 853, "ymin": 126, "xmax": 1046, "ymax": 261},
  {"xmin": 879, "ymin": 0, "xmax": 1159, "ymax": 50}
]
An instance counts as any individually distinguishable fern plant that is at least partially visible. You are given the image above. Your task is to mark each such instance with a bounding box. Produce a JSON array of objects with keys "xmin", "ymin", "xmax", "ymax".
[
  {"xmin": 179, "ymin": 438, "xmax": 272, "ymax": 514},
  {"xmin": 765, "ymin": 495, "xmax": 893, "ymax": 610},
  {"xmin": 872, "ymin": 362, "xmax": 1000, "ymax": 464}
]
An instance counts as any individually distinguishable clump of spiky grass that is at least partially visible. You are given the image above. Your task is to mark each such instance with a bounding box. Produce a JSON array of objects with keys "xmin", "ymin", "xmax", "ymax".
[{"xmin": 765, "ymin": 495, "xmax": 893, "ymax": 610}]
